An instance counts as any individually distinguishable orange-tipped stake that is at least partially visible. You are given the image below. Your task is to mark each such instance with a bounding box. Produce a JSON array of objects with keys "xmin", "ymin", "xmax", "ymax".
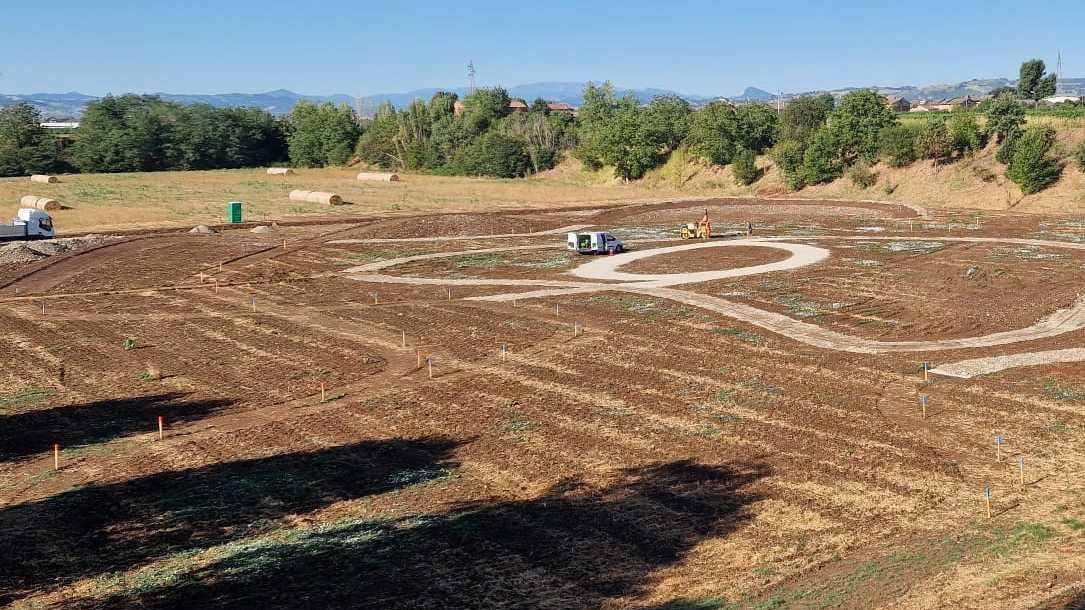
[
  {"xmin": 53, "ymin": 443, "xmax": 59, "ymax": 470},
  {"xmin": 320, "ymin": 382, "xmax": 326, "ymax": 403},
  {"xmin": 416, "ymin": 349, "xmax": 422, "ymax": 367},
  {"xmin": 158, "ymin": 415, "xmax": 164, "ymax": 440},
  {"xmin": 401, "ymin": 329, "xmax": 406, "ymax": 348}
]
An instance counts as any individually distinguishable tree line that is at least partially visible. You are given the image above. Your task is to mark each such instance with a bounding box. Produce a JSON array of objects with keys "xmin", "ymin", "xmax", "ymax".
[{"xmin": 2, "ymin": 57, "xmax": 1082, "ymax": 194}]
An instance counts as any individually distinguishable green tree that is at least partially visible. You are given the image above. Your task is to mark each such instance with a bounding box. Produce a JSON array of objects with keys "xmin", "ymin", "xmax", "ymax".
[
  {"xmin": 597, "ymin": 99, "xmax": 670, "ymax": 180},
  {"xmin": 461, "ymin": 87, "xmax": 511, "ymax": 134},
  {"xmin": 914, "ymin": 118, "xmax": 950, "ymax": 161},
  {"xmin": 802, "ymin": 127, "xmax": 845, "ymax": 184},
  {"xmin": 1073, "ymin": 140, "xmax": 1085, "ymax": 172},
  {"xmin": 530, "ymin": 98, "xmax": 550, "ymax": 114},
  {"xmin": 731, "ymin": 147, "xmax": 758, "ymax": 185},
  {"xmin": 777, "ymin": 94, "xmax": 834, "ymax": 146},
  {"xmin": 1018, "ymin": 59, "xmax": 1057, "ymax": 102},
  {"xmin": 71, "ymin": 95, "xmax": 176, "ymax": 172},
  {"xmin": 821, "ymin": 90, "xmax": 896, "ymax": 165},
  {"xmin": 452, "ymin": 131, "xmax": 531, "ymax": 178},
  {"xmin": 946, "ymin": 109, "xmax": 984, "ymax": 156},
  {"xmin": 686, "ymin": 100, "xmax": 739, "ymax": 165},
  {"xmin": 984, "ymin": 92, "xmax": 1025, "ymax": 144},
  {"xmin": 734, "ymin": 104, "xmax": 778, "ymax": 152},
  {"xmin": 772, "ymin": 139, "xmax": 806, "ymax": 190},
  {"xmin": 878, "ymin": 124, "xmax": 918, "ymax": 167},
  {"xmin": 356, "ymin": 102, "xmax": 400, "ymax": 168},
  {"xmin": 1006, "ymin": 125, "xmax": 1062, "ymax": 194},
  {"xmin": 0, "ymin": 103, "xmax": 66, "ymax": 176},
  {"xmin": 287, "ymin": 101, "xmax": 361, "ymax": 167},
  {"xmin": 644, "ymin": 95, "xmax": 692, "ymax": 150},
  {"xmin": 573, "ymin": 81, "xmax": 620, "ymax": 170}
]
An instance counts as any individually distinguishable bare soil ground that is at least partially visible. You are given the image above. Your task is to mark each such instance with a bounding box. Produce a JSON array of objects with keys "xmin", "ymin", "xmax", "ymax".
[{"xmin": 1, "ymin": 199, "xmax": 1083, "ymax": 610}]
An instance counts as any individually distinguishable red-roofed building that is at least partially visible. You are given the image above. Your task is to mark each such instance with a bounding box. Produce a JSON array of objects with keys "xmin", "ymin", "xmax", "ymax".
[
  {"xmin": 508, "ymin": 99, "xmax": 528, "ymax": 111},
  {"xmin": 546, "ymin": 102, "xmax": 576, "ymax": 113}
]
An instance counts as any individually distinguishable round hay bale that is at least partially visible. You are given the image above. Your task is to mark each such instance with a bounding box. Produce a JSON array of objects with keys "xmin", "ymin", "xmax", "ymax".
[
  {"xmin": 30, "ymin": 175, "xmax": 59, "ymax": 184},
  {"xmin": 288, "ymin": 190, "xmax": 342, "ymax": 206},
  {"xmin": 20, "ymin": 195, "xmax": 61, "ymax": 211},
  {"xmin": 356, "ymin": 172, "xmax": 400, "ymax": 182},
  {"xmin": 250, "ymin": 225, "xmax": 274, "ymax": 233},
  {"xmin": 266, "ymin": 167, "xmax": 294, "ymax": 175},
  {"xmin": 188, "ymin": 225, "xmax": 216, "ymax": 234}
]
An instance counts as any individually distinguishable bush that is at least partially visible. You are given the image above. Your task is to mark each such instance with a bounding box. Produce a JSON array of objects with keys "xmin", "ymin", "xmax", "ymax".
[
  {"xmin": 984, "ymin": 92, "xmax": 1025, "ymax": 144},
  {"xmin": 1006, "ymin": 126, "xmax": 1063, "ymax": 194},
  {"xmin": 847, "ymin": 162, "xmax": 877, "ymax": 189},
  {"xmin": 731, "ymin": 147, "xmax": 758, "ymax": 185},
  {"xmin": 453, "ymin": 132, "xmax": 531, "ymax": 178},
  {"xmin": 995, "ymin": 130, "xmax": 1018, "ymax": 165},
  {"xmin": 772, "ymin": 139, "xmax": 806, "ymax": 190},
  {"xmin": 946, "ymin": 110, "xmax": 984, "ymax": 156},
  {"xmin": 914, "ymin": 119, "xmax": 950, "ymax": 160},
  {"xmin": 879, "ymin": 125, "xmax": 918, "ymax": 167},
  {"xmin": 802, "ymin": 128, "xmax": 844, "ymax": 185},
  {"xmin": 1073, "ymin": 141, "xmax": 1085, "ymax": 172}
]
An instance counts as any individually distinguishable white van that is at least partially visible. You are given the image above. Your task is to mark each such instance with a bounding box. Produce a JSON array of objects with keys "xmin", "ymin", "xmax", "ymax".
[
  {"xmin": 567, "ymin": 231, "xmax": 624, "ymax": 254},
  {"xmin": 0, "ymin": 209, "xmax": 55, "ymax": 242}
]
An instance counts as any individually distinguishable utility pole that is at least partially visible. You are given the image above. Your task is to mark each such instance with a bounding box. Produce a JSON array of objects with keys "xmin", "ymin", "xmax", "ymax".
[{"xmin": 467, "ymin": 61, "xmax": 477, "ymax": 93}]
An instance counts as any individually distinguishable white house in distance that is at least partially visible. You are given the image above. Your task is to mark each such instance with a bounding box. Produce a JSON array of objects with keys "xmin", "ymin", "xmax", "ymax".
[
  {"xmin": 40, "ymin": 121, "xmax": 80, "ymax": 129},
  {"xmin": 1040, "ymin": 95, "xmax": 1083, "ymax": 105}
]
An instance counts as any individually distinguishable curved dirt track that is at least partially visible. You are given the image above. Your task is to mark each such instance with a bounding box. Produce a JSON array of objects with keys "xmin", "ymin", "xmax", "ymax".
[
  {"xmin": 929, "ymin": 348, "xmax": 1085, "ymax": 378},
  {"xmin": 343, "ymin": 235, "xmax": 1085, "ymax": 361}
]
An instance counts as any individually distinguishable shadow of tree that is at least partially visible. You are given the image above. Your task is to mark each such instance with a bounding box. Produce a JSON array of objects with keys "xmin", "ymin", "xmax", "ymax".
[
  {"xmin": 68, "ymin": 459, "xmax": 768, "ymax": 609},
  {"xmin": 0, "ymin": 436, "xmax": 462, "ymax": 604},
  {"xmin": 0, "ymin": 392, "xmax": 236, "ymax": 462}
]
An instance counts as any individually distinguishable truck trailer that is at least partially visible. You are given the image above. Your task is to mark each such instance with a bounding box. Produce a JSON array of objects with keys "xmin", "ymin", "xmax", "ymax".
[{"xmin": 0, "ymin": 209, "xmax": 55, "ymax": 242}]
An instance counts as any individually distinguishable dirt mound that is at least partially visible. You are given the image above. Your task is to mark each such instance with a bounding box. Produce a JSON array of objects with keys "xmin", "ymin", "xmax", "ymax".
[
  {"xmin": 0, "ymin": 243, "xmax": 48, "ymax": 265},
  {"xmin": 250, "ymin": 225, "xmax": 274, "ymax": 233},
  {"xmin": 189, "ymin": 225, "xmax": 216, "ymax": 234},
  {"xmin": 0, "ymin": 234, "xmax": 116, "ymax": 266}
]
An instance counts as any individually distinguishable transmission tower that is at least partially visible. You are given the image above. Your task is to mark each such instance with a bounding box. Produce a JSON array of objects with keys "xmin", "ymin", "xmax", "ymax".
[{"xmin": 467, "ymin": 61, "xmax": 477, "ymax": 93}]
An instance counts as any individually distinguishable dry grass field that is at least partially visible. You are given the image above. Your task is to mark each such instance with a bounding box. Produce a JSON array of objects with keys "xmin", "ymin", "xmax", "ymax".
[
  {"xmin": 0, "ymin": 167, "xmax": 697, "ymax": 234},
  {"xmin": 1, "ymin": 198, "xmax": 1084, "ymax": 609}
]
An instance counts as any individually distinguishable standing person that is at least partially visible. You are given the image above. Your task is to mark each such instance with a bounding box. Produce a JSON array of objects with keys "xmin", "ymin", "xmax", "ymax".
[{"xmin": 746, "ymin": 221, "xmax": 753, "ymax": 238}]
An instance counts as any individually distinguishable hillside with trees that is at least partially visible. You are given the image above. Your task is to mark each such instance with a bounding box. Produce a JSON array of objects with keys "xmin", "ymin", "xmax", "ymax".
[{"xmin": 2, "ymin": 58, "xmax": 1084, "ymax": 211}]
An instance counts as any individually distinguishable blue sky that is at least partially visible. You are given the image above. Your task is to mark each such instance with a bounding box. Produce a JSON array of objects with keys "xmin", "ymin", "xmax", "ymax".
[{"xmin": 1, "ymin": 0, "xmax": 1082, "ymax": 96}]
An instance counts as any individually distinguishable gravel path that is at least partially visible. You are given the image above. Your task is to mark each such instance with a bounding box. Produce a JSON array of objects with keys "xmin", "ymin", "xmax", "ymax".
[
  {"xmin": 929, "ymin": 349, "xmax": 1085, "ymax": 378},
  {"xmin": 342, "ymin": 235, "xmax": 1085, "ymax": 362}
]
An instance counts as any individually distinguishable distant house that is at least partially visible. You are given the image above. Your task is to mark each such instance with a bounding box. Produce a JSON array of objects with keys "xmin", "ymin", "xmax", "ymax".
[
  {"xmin": 885, "ymin": 96, "xmax": 911, "ymax": 112},
  {"xmin": 40, "ymin": 121, "xmax": 80, "ymax": 129},
  {"xmin": 546, "ymin": 102, "xmax": 576, "ymax": 114},
  {"xmin": 1041, "ymin": 95, "xmax": 1083, "ymax": 105},
  {"xmin": 508, "ymin": 99, "xmax": 528, "ymax": 112},
  {"xmin": 908, "ymin": 96, "xmax": 977, "ymax": 112}
]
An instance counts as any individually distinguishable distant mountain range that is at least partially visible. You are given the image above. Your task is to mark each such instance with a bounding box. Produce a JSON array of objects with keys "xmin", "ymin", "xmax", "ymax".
[{"xmin": 4, "ymin": 77, "xmax": 1085, "ymax": 119}]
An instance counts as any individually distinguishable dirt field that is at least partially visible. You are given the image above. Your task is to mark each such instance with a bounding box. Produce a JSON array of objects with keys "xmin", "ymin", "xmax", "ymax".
[{"xmin": 1, "ymin": 199, "xmax": 1084, "ymax": 610}]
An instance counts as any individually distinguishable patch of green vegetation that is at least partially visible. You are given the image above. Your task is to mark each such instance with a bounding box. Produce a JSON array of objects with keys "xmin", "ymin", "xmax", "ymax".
[
  {"xmin": 854, "ymin": 259, "xmax": 882, "ymax": 268},
  {"xmin": 587, "ymin": 294, "xmax": 693, "ymax": 319},
  {"xmin": 752, "ymin": 565, "xmax": 778, "ymax": 578},
  {"xmin": 714, "ymin": 327, "xmax": 766, "ymax": 344},
  {"xmin": 513, "ymin": 255, "xmax": 570, "ymax": 269},
  {"xmin": 990, "ymin": 246, "xmax": 1068, "ymax": 261},
  {"xmin": 1062, "ymin": 516, "xmax": 1085, "ymax": 532},
  {"xmin": 28, "ymin": 469, "xmax": 59, "ymax": 485},
  {"xmin": 454, "ymin": 252, "xmax": 509, "ymax": 269},
  {"xmin": 716, "ymin": 388, "xmax": 737, "ymax": 405},
  {"xmin": 384, "ymin": 466, "xmax": 455, "ymax": 489},
  {"xmin": 1043, "ymin": 420, "xmax": 1072, "ymax": 435},
  {"xmin": 1043, "ymin": 379, "xmax": 1085, "ymax": 401},
  {"xmin": 688, "ymin": 424, "xmax": 721, "ymax": 438},
  {"xmin": 882, "ymin": 240, "xmax": 945, "ymax": 254},
  {"xmin": 71, "ymin": 185, "xmax": 125, "ymax": 200},
  {"xmin": 0, "ymin": 388, "xmax": 54, "ymax": 410},
  {"xmin": 339, "ymin": 249, "xmax": 429, "ymax": 264},
  {"xmin": 598, "ymin": 406, "xmax": 634, "ymax": 417},
  {"xmin": 712, "ymin": 412, "xmax": 743, "ymax": 424}
]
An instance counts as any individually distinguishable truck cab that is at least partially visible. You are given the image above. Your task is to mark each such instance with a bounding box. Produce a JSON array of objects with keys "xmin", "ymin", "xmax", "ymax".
[
  {"xmin": 1, "ymin": 208, "xmax": 55, "ymax": 242},
  {"xmin": 567, "ymin": 231, "xmax": 623, "ymax": 254}
]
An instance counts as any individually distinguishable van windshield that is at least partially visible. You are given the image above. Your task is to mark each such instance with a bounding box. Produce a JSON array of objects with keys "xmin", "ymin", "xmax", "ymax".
[{"xmin": 39, "ymin": 218, "xmax": 53, "ymax": 231}]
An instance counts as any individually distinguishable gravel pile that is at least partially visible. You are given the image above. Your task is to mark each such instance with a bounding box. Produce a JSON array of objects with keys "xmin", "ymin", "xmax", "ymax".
[{"xmin": 0, "ymin": 234, "xmax": 118, "ymax": 266}]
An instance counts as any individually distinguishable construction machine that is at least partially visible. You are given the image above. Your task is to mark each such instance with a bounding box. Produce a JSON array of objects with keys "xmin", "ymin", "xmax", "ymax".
[{"xmin": 680, "ymin": 209, "xmax": 711, "ymax": 239}]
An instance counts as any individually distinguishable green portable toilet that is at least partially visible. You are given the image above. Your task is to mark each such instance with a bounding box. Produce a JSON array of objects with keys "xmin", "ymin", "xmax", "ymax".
[{"xmin": 227, "ymin": 201, "xmax": 243, "ymax": 224}]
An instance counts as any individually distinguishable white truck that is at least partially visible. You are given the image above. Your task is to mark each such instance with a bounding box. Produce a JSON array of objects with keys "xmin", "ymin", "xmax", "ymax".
[
  {"xmin": 567, "ymin": 231, "xmax": 624, "ymax": 255},
  {"xmin": 0, "ymin": 209, "xmax": 55, "ymax": 242}
]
